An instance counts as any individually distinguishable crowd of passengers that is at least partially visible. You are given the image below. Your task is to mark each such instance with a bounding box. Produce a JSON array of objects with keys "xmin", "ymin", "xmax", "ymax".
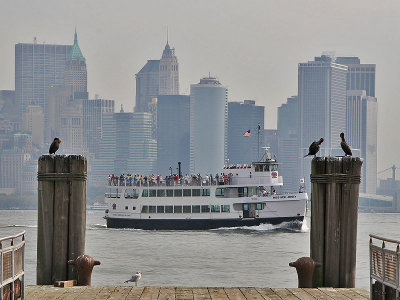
[{"xmin": 108, "ymin": 173, "xmax": 232, "ymax": 186}]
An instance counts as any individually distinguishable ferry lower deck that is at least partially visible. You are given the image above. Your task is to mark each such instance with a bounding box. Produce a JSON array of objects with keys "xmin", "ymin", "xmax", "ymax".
[{"xmin": 105, "ymin": 215, "xmax": 304, "ymax": 230}]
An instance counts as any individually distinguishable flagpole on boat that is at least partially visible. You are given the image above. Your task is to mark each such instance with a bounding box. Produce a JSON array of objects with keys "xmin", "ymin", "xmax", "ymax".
[{"xmin": 257, "ymin": 123, "xmax": 261, "ymax": 161}]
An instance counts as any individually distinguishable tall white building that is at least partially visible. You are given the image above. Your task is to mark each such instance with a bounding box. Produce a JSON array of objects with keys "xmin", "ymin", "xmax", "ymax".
[
  {"xmin": 190, "ymin": 77, "xmax": 227, "ymax": 175},
  {"xmin": 159, "ymin": 42, "xmax": 179, "ymax": 95}
]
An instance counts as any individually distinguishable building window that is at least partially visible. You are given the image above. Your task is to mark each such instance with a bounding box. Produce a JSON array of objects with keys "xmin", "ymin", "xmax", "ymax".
[
  {"xmin": 174, "ymin": 206, "xmax": 182, "ymax": 213},
  {"xmin": 216, "ymin": 188, "xmax": 224, "ymax": 197},
  {"xmin": 211, "ymin": 205, "xmax": 220, "ymax": 213},
  {"xmin": 192, "ymin": 205, "xmax": 200, "ymax": 213},
  {"xmin": 202, "ymin": 189, "xmax": 210, "ymax": 196},
  {"xmin": 192, "ymin": 189, "xmax": 200, "ymax": 196},
  {"xmin": 174, "ymin": 189, "xmax": 182, "ymax": 197},
  {"xmin": 72, "ymin": 118, "xmax": 80, "ymax": 126},
  {"xmin": 221, "ymin": 205, "xmax": 230, "ymax": 212},
  {"xmin": 201, "ymin": 205, "xmax": 210, "ymax": 213}
]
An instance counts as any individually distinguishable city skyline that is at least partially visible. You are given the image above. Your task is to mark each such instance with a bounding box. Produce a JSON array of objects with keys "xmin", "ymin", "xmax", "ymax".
[{"xmin": 0, "ymin": 1, "xmax": 399, "ymax": 173}]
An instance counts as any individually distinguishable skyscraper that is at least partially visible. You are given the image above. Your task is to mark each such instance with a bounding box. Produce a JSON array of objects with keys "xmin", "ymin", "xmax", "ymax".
[
  {"xmin": 277, "ymin": 96, "xmax": 301, "ymax": 192},
  {"xmin": 15, "ymin": 40, "xmax": 72, "ymax": 119},
  {"xmin": 65, "ymin": 30, "xmax": 88, "ymax": 99},
  {"xmin": 92, "ymin": 110, "xmax": 157, "ymax": 183},
  {"xmin": 299, "ymin": 55, "xmax": 348, "ymax": 155},
  {"xmin": 135, "ymin": 41, "xmax": 179, "ymax": 112},
  {"xmin": 159, "ymin": 42, "xmax": 179, "ymax": 95},
  {"xmin": 190, "ymin": 77, "xmax": 227, "ymax": 174},
  {"xmin": 156, "ymin": 95, "xmax": 190, "ymax": 175},
  {"xmin": 227, "ymin": 100, "xmax": 264, "ymax": 165},
  {"xmin": 83, "ymin": 98, "xmax": 115, "ymax": 158},
  {"xmin": 298, "ymin": 54, "xmax": 348, "ymax": 190},
  {"xmin": 135, "ymin": 60, "xmax": 160, "ymax": 112}
]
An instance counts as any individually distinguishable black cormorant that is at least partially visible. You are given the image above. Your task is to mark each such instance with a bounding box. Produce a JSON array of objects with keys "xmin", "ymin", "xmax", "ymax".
[
  {"xmin": 304, "ymin": 138, "xmax": 324, "ymax": 157},
  {"xmin": 340, "ymin": 132, "xmax": 352, "ymax": 156},
  {"xmin": 49, "ymin": 138, "xmax": 62, "ymax": 154}
]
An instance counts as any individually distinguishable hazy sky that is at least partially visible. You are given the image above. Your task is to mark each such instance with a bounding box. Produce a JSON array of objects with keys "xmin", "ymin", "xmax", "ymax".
[{"xmin": 1, "ymin": 1, "xmax": 400, "ymax": 177}]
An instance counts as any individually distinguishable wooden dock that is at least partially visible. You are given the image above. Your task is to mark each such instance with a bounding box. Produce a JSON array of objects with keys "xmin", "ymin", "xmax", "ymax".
[{"xmin": 25, "ymin": 286, "xmax": 370, "ymax": 300}]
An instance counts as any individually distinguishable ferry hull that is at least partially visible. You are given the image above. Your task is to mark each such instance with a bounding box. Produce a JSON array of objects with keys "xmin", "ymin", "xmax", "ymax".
[{"xmin": 105, "ymin": 216, "xmax": 304, "ymax": 230}]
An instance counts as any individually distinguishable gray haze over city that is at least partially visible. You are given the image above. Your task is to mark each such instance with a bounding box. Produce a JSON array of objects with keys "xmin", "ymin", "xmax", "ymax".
[{"xmin": 0, "ymin": 0, "xmax": 399, "ymax": 183}]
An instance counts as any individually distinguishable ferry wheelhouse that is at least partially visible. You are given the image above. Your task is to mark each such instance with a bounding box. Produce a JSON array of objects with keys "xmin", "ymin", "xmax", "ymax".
[{"xmin": 104, "ymin": 150, "xmax": 308, "ymax": 230}]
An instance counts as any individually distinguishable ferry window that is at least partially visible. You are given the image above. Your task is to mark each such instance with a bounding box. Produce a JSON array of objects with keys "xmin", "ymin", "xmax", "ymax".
[
  {"xmin": 124, "ymin": 189, "xmax": 136, "ymax": 199},
  {"xmin": 149, "ymin": 190, "xmax": 156, "ymax": 197},
  {"xmin": 221, "ymin": 205, "xmax": 230, "ymax": 212},
  {"xmin": 112, "ymin": 203, "xmax": 116, "ymax": 210},
  {"xmin": 165, "ymin": 205, "xmax": 173, "ymax": 213},
  {"xmin": 149, "ymin": 206, "xmax": 156, "ymax": 213},
  {"xmin": 211, "ymin": 205, "xmax": 220, "ymax": 213},
  {"xmin": 216, "ymin": 188, "xmax": 224, "ymax": 197},
  {"xmin": 174, "ymin": 205, "xmax": 183, "ymax": 213},
  {"xmin": 125, "ymin": 206, "xmax": 128, "ymax": 210},
  {"xmin": 256, "ymin": 203, "xmax": 263, "ymax": 210},
  {"xmin": 183, "ymin": 189, "xmax": 191, "ymax": 197},
  {"xmin": 141, "ymin": 205, "xmax": 148, "ymax": 213},
  {"xmin": 183, "ymin": 205, "xmax": 191, "ymax": 213},
  {"xmin": 132, "ymin": 207, "xmax": 136, "ymax": 210},
  {"xmin": 201, "ymin": 205, "xmax": 210, "ymax": 213},
  {"xmin": 255, "ymin": 165, "xmax": 261, "ymax": 172},
  {"xmin": 263, "ymin": 165, "xmax": 270, "ymax": 172},
  {"xmin": 272, "ymin": 164, "xmax": 278, "ymax": 171},
  {"xmin": 166, "ymin": 190, "xmax": 173, "ymax": 197},
  {"xmin": 157, "ymin": 206, "xmax": 164, "ymax": 213},
  {"xmin": 238, "ymin": 187, "xmax": 248, "ymax": 197},
  {"xmin": 174, "ymin": 189, "xmax": 182, "ymax": 197},
  {"xmin": 142, "ymin": 190, "xmax": 148, "ymax": 197},
  {"xmin": 202, "ymin": 189, "xmax": 210, "ymax": 196},
  {"xmin": 157, "ymin": 189, "xmax": 165, "ymax": 197},
  {"xmin": 192, "ymin": 189, "xmax": 200, "ymax": 196},
  {"xmin": 192, "ymin": 205, "xmax": 200, "ymax": 213}
]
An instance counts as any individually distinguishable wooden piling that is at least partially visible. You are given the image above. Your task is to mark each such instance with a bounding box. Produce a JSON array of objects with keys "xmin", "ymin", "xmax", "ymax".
[
  {"xmin": 310, "ymin": 156, "xmax": 362, "ymax": 288},
  {"xmin": 37, "ymin": 155, "xmax": 87, "ymax": 285}
]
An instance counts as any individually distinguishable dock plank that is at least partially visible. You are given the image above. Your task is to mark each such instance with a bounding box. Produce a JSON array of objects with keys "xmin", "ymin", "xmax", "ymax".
[
  {"xmin": 271, "ymin": 288, "xmax": 300, "ymax": 300},
  {"xmin": 255, "ymin": 288, "xmax": 282, "ymax": 300},
  {"xmin": 336, "ymin": 288, "xmax": 369, "ymax": 299},
  {"xmin": 317, "ymin": 288, "xmax": 351, "ymax": 300},
  {"xmin": 224, "ymin": 288, "xmax": 246, "ymax": 300},
  {"xmin": 239, "ymin": 288, "xmax": 265, "ymax": 300},
  {"xmin": 24, "ymin": 286, "xmax": 369, "ymax": 300},
  {"xmin": 303, "ymin": 288, "xmax": 334, "ymax": 299},
  {"xmin": 287, "ymin": 288, "xmax": 315, "ymax": 300}
]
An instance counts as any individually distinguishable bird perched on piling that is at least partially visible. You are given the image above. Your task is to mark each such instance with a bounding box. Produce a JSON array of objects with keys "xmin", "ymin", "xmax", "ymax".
[
  {"xmin": 304, "ymin": 138, "xmax": 324, "ymax": 157},
  {"xmin": 49, "ymin": 137, "xmax": 62, "ymax": 154},
  {"xmin": 124, "ymin": 271, "xmax": 142, "ymax": 286},
  {"xmin": 340, "ymin": 132, "xmax": 352, "ymax": 156}
]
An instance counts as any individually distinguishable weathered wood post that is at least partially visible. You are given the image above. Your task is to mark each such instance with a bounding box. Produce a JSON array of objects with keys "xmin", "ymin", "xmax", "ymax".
[
  {"xmin": 310, "ymin": 156, "xmax": 362, "ymax": 288},
  {"xmin": 37, "ymin": 155, "xmax": 87, "ymax": 285}
]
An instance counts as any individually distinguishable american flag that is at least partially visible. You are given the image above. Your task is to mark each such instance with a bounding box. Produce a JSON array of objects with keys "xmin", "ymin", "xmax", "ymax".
[{"xmin": 243, "ymin": 130, "xmax": 251, "ymax": 137}]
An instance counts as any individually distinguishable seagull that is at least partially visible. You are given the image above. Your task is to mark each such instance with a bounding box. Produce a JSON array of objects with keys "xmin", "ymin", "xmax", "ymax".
[
  {"xmin": 340, "ymin": 132, "xmax": 352, "ymax": 156},
  {"xmin": 49, "ymin": 137, "xmax": 62, "ymax": 155},
  {"xmin": 124, "ymin": 271, "xmax": 142, "ymax": 286},
  {"xmin": 304, "ymin": 138, "xmax": 324, "ymax": 157}
]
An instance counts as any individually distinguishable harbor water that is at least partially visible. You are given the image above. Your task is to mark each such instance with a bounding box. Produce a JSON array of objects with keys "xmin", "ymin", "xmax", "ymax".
[{"xmin": 0, "ymin": 210, "xmax": 398, "ymax": 289}]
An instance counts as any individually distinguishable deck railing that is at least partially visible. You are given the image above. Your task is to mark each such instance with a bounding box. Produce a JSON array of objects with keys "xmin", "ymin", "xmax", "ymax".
[
  {"xmin": 369, "ymin": 234, "xmax": 400, "ymax": 299},
  {"xmin": 0, "ymin": 231, "xmax": 25, "ymax": 300}
]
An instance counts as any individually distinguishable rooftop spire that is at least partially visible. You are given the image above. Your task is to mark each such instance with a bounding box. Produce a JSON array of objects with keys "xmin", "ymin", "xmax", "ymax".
[
  {"xmin": 166, "ymin": 26, "xmax": 169, "ymax": 46},
  {"xmin": 70, "ymin": 28, "xmax": 85, "ymax": 62}
]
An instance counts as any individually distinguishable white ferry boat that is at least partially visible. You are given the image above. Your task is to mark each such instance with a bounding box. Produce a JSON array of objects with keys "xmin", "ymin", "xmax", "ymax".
[{"xmin": 104, "ymin": 149, "xmax": 308, "ymax": 230}]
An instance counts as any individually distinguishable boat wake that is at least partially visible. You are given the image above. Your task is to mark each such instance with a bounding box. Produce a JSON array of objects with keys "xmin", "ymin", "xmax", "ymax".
[
  {"xmin": 0, "ymin": 224, "xmax": 37, "ymax": 229},
  {"xmin": 213, "ymin": 219, "xmax": 309, "ymax": 233}
]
